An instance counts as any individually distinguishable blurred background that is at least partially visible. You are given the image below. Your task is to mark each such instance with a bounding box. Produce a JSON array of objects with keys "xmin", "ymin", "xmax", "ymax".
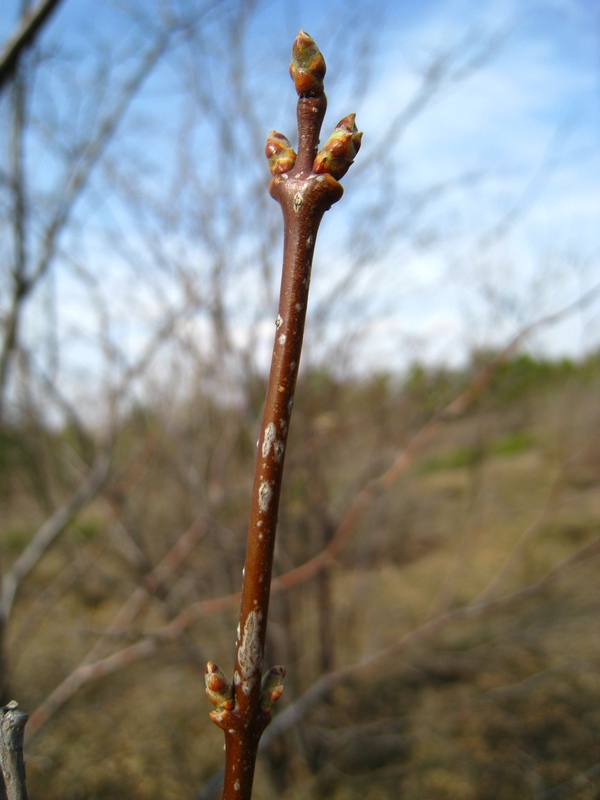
[{"xmin": 1, "ymin": 1, "xmax": 599, "ymax": 798}]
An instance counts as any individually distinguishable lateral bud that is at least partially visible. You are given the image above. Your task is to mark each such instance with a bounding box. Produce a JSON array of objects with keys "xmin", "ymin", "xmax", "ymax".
[
  {"xmin": 313, "ymin": 114, "xmax": 363, "ymax": 180},
  {"xmin": 266, "ymin": 131, "xmax": 297, "ymax": 176},
  {"xmin": 260, "ymin": 665, "xmax": 286, "ymax": 713},
  {"xmin": 290, "ymin": 30, "xmax": 326, "ymax": 96},
  {"xmin": 205, "ymin": 661, "xmax": 234, "ymax": 710}
]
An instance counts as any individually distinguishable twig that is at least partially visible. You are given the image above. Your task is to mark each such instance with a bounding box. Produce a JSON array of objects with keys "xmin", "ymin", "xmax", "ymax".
[
  {"xmin": 204, "ymin": 31, "xmax": 361, "ymax": 800},
  {"xmin": 24, "ymin": 516, "xmax": 207, "ymax": 740},
  {"xmin": 0, "ymin": 453, "xmax": 110, "ymax": 626},
  {"xmin": 0, "ymin": 701, "xmax": 28, "ymax": 800},
  {"xmin": 0, "ymin": 0, "xmax": 63, "ymax": 93},
  {"xmin": 0, "ymin": 20, "xmax": 181, "ymax": 410}
]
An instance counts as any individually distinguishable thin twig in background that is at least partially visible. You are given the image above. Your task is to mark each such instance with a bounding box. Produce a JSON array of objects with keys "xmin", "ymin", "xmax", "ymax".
[
  {"xmin": 0, "ymin": 0, "xmax": 63, "ymax": 93},
  {"xmin": 0, "ymin": 453, "xmax": 110, "ymax": 625},
  {"xmin": 24, "ymin": 515, "xmax": 207, "ymax": 739}
]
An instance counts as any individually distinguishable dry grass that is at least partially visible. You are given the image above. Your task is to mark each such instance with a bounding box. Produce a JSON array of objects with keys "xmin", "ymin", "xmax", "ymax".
[{"xmin": 2, "ymin": 358, "xmax": 600, "ymax": 799}]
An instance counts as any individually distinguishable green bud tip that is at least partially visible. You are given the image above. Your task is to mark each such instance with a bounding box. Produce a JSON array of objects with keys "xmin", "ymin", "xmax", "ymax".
[
  {"xmin": 313, "ymin": 114, "xmax": 362, "ymax": 180},
  {"xmin": 290, "ymin": 30, "xmax": 326, "ymax": 97}
]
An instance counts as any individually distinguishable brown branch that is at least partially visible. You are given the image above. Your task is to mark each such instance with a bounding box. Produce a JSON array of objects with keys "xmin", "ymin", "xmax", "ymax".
[
  {"xmin": 267, "ymin": 533, "xmax": 600, "ymax": 735},
  {"xmin": 83, "ymin": 516, "xmax": 208, "ymax": 665},
  {"xmin": 24, "ymin": 516, "xmax": 207, "ymax": 740},
  {"xmin": 0, "ymin": 30, "xmax": 28, "ymax": 418},
  {"xmin": 28, "ymin": 30, "xmax": 173, "ymax": 292},
  {"xmin": 0, "ymin": 0, "xmax": 63, "ymax": 92},
  {"xmin": 0, "ymin": 21, "xmax": 182, "ymax": 410},
  {"xmin": 25, "ymin": 638, "xmax": 157, "ymax": 742},
  {"xmin": 204, "ymin": 31, "xmax": 361, "ymax": 800}
]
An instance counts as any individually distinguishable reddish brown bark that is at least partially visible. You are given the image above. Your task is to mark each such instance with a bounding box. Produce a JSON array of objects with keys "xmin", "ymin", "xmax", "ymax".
[{"xmin": 205, "ymin": 31, "xmax": 360, "ymax": 800}]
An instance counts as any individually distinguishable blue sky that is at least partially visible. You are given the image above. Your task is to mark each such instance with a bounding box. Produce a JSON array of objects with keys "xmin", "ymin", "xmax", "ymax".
[
  {"xmin": 330, "ymin": 0, "xmax": 600, "ymax": 368},
  {"xmin": 2, "ymin": 0, "xmax": 599, "ymax": 388}
]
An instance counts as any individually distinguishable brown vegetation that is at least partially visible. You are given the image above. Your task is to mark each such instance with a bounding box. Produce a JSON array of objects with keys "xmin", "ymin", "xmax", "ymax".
[{"xmin": 2, "ymin": 352, "xmax": 600, "ymax": 798}]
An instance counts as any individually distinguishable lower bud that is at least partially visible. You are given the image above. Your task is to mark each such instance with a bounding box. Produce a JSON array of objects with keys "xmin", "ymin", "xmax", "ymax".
[
  {"xmin": 205, "ymin": 662, "xmax": 234, "ymax": 710},
  {"xmin": 260, "ymin": 665, "xmax": 286, "ymax": 713},
  {"xmin": 313, "ymin": 114, "xmax": 362, "ymax": 180},
  {"xmin": 266, "ymin": 131, "xmax": 297, "ymax": 176}
]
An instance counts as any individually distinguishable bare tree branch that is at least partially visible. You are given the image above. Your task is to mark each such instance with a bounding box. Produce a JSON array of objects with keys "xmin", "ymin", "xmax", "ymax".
[
  {"xmin": 0, "ymin": 452, "xmax": 110, "ymax": 626},
  {"xmin": 24, "ymin": 514, "xmax": 207, "ymax": 739},
  {"xmin": 0, "ymin": 11, "xmax": 199, "ymax": 413},
  {"xmin": 0, "ymin": 0, "xmax": 63, "ymax": 93}
]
